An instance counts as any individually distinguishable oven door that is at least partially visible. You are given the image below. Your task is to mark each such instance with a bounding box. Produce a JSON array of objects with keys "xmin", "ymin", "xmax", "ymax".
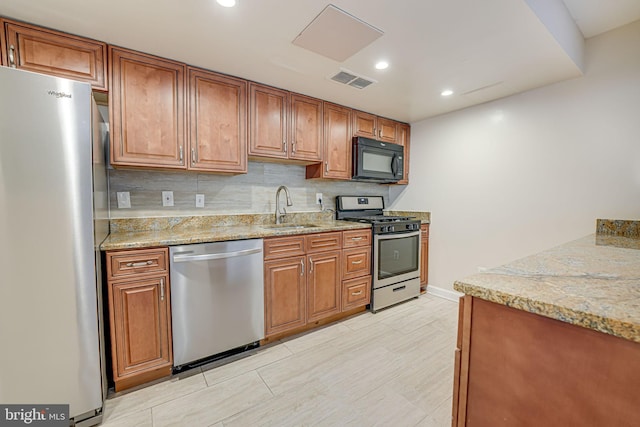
[{"xmin": 373, "ymin": 230, "xmax": 421, "ymax": 289}]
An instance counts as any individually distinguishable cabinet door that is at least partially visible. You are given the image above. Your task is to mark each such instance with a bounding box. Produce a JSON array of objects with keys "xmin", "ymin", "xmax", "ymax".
[
  {"xmin": 322, "ymin": 102, "xmax": 352, "ymax": 179},
  {"xmin": 377, "ymin": 118, "xmax": 398, "ymax": 143},
  {"xmin": 353, "ymin": 110, "xmax": 377, "ymax": 139},
  {"xmin": 289, "ymin": 94, "xmax": 323, "ymax": 161},
  {"xmin": 110, "ymin": 47, "xmax": 186, "ymax": 168},
  {"xmin": 3, "ymin": 20, "xmax": 107, "ymax": 90},
  {"xmin": 0, "ymin": 21, "xmax": 6, "ymax": 66},
  {"xmin": 396, "ymin": 123, "xmax": 410, "ymax": 184},
  {"xmin": 249, "ymin": 83, "xmax": 288, "ymax": 159},
  {"xmin": 306, "ymin": 250, "xmax": 341, "ymax": 322},
  {"xmin": 109, "ymin": 275, "xmax": 172, "ymax": 383},
  {"xmin": 188, "ymin": 68, "xmax": 247, "ymax": 173},
  {"xmin": 264, "ymin": 256, "xmax": 306, "ymax": 336},
  {"xmin": 420, "ymin": 224, "xmax": 429, "ymax": 288}
]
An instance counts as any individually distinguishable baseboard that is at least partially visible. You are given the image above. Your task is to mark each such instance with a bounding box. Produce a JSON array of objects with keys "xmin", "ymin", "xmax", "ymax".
[{"xmin": 426, "ymin": 285, "xmax": 463, "ymax": 302}]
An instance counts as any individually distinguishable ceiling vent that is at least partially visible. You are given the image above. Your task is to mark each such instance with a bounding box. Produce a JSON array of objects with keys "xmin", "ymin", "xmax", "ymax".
[{"xmin": 330, "ymin": 70, "xmax": 376, "ymax": 89}]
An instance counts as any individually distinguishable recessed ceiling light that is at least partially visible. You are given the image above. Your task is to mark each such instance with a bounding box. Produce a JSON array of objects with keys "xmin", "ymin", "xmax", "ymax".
[
  {"xmin": 375, "ymin": 61, "xmax": 389, "ymax": 70},
  {"xmin": 216, "ymin": 0, "xmax": 236, "ymax": 7},
  {"xmin": 441, "ymin": 89, "xmax": 454, "ymax": 97}
]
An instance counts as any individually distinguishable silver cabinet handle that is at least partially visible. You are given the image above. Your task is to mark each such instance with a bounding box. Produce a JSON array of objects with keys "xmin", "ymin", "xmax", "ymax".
[
  {"xmin": 283, "ymin": 140, "xmax": 287, "ymax": 153},
  {"xmin": 179, "ymin": 146, "xmax": 184, "ymax": 163},
  {"xmin": 351, "ymin": 237, "xmax": 363, "ymax": 241},
  {"xmin": 300, "ymin": 258, "xmax": 304, "ymax": 275},
  {"xmin": 291, "ymin": 141, "xmax": 296, "ymax": 154},
  {"xmin": 325, "ymin": 161, "xmax": 328, "ymax": 173},
  {"xmin": 378, "ymin": 128, "xmax": 382, "ymax": 138},
  {"xmin": 351, "ymin": 260, "xmax": 363, "ymax": 265},
  {"xmin": 9, "ymin": 45, "xmax": 16, "ymax": 68},
  {"xmin": 173, "ymin": 248, "xmax": 262, "ymax": 263},
  {"xmin": 191, "ymin": 148, "xmax": 197, "ymax": 164},
  {"xmin": 126, "ymin": 260, "xmax": 153, "ymax": 267},
  {"xmin": 160, "ymin": 278, "xmax": 165, "ymax": 301},
  {"xmin": 309, "ymin": 258, "xmax": 313, "ymax": 273},
  {"xmin": 351, "ymin": 290, "xmax": 363, "ymax": 296}
]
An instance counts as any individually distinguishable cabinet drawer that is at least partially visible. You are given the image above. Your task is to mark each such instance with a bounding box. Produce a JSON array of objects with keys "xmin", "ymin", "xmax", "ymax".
[
  {"xmin": 264, "ymin": 236, "xmax": 305, "ymax": 260},
  {"xmin": 342, "ymin": 276, "xmax": 371, "ymax": 310},
  {"xmin": 107, "ymin": 248, "xmax": 168, "ymax": 279},
  {"xmin": 342, "ymin": 246, "xmax": 371, "ymax": 280},
  {"xmin": 342, "ymin": 229, "xmax": 371, "ymax": 248},
  {"xmin": 305, "ymin": 232, "xmax": 342, "ymax": 254}
]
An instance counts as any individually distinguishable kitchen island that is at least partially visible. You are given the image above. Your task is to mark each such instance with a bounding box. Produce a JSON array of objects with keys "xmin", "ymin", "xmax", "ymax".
[{"xmin": 451, "ymin": 220, "xmax": 640, "ymax": 427}]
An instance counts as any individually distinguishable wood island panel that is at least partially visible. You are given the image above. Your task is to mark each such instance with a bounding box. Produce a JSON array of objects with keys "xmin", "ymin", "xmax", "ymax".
[{"xmin": 453, "ymin": 296, "xmax": 640, "ymax": 427}]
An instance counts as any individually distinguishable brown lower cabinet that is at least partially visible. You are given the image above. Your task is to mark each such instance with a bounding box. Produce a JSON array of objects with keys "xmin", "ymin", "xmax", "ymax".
[
  {"xmin": 420, "ymin": 224, "xmax": 429, "ymax": 292},
  {"xmin": 452, "ymin": 296, "xmax": 640, "ymax": 426},
  {"xmin": 264, "ymin": 230, "xmax": 371, "ymax": 339},
  {"xmin": 106, "ymin": 247, "xmax": 173, "ymax": 392}
]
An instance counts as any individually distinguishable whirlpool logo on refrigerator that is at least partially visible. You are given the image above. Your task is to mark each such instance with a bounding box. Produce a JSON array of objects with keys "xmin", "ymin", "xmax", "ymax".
[
  {"xmin": 47, "ymin": 90, "xmax": 72, "ymax": 99},
  {"xmin": 0, "ymin": 405, "xmax": 68, "ymax": 426}
]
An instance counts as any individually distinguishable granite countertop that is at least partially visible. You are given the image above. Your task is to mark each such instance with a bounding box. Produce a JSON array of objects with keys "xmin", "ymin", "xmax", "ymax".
[
  {"xmin": 454, "ymin": 226, "xmax": 640, "ymax": 343},
  {"xmin": 101, "ymin": 210, "xmax": 430, "ymax": 251}
]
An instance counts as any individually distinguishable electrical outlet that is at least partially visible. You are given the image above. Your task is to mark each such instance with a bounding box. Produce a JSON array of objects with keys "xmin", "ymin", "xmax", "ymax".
[
  {"xmin": 162, "ymin": 191, "xmax": 174, "ymax": 207},
  {"xmin": 195, "ymin": 194, "xmax": 205, "ymax": 208},
  {"xmin": 316, "ymin": 193, "xmax": 323, "ymax": 205},
  {"xmin": 116, "ymin": 192, "xmax": 131, "ymax": 209}
]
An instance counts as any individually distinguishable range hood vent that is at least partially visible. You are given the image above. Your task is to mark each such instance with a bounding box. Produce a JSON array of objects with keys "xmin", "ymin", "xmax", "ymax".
[{"xmin": 330, "ymin": 70, "xmax": 376, "ymax": 89}]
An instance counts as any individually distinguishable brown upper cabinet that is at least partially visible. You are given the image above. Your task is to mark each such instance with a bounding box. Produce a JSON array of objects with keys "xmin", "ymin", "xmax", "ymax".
[
  {"xmin": 109, "ymin": 47, "xmax": 186, "ymax": 169},
  {"xmin": 110, "ymin": 48, "xmax": 248, "ymax": 173},
  {"xmin": 306, "ymin": 102, "xmax": 352, "ymax": 180},
  {"xmin": 396, "ymin": 122, "xmax": 410, "ymax": 184},
  {"xmin": 188, "ymin": 67, "xmax": 247, "ymax": 173},
  {"xmin": 0, "ymin": 21, "xmax": 5, "ymax": 66},
  {"xmin": 353, "ymin": 110, "xmax": 398, "ymax": 144},
  {"xmin": 2, "ymin": 19, "xmax": 107, "ymax": 91},
  {"xmin": 249, "ymin": 83, "xmax": 289, "ymax": 159},
  {"xmin": 249, "ymin": 83, "xmax": 323, "ymax": 163}
]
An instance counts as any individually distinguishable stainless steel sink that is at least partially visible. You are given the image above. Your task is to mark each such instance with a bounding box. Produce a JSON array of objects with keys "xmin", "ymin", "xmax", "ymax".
[{"xmin": 261, "ymin": 223, "xmax": 318, "ymax": 230}]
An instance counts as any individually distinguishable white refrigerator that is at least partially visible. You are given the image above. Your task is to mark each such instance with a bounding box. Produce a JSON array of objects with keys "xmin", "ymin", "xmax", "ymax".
[{"xmin": 0, "ymin": 67, "xmax": 108, "ymax": 426}]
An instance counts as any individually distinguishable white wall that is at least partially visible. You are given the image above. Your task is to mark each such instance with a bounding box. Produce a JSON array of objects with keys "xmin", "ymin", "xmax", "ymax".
[{"xmin": 390, "ymin": 20, "xmax": 640, "ymax": 291}]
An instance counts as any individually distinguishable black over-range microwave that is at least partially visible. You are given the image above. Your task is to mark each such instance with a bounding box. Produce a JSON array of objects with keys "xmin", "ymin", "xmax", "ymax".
[{"xmin": 352, "ymin": 136, "xmax": 404, "ymax": 183}]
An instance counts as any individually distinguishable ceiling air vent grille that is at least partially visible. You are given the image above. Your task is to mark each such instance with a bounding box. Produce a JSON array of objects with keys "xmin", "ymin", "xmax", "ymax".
[{"xmin": 330, "ymin": 70, "xmax": 376, "ymax": 90}]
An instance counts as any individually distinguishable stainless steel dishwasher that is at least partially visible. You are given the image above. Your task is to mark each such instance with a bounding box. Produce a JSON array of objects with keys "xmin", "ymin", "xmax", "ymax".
[{"xmin": 169, "ymin": 239, "xmax": 264, "ymax": 370}]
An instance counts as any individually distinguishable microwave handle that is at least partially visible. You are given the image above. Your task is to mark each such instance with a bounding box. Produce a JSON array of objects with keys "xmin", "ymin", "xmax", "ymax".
[{"xmin": 391, "ymin": 154, "xmax": 399, "ymax": 176}]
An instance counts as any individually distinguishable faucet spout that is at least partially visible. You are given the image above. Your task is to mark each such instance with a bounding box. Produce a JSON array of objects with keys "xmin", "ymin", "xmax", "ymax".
[{"xmin": 275, "ymin": 185, "xmax": 293, "ymax": 224}]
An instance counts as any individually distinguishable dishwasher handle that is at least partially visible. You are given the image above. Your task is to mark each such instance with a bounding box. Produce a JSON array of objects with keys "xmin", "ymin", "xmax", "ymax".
[{"xmin": 172, "ymin": 247, "xmax": 262, "ymax": 263}]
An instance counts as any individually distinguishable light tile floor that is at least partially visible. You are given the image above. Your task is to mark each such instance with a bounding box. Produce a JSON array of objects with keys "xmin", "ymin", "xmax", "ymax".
[{"xmin": 102, "ymin": 294, "xmax": 459, "ymax": 427}]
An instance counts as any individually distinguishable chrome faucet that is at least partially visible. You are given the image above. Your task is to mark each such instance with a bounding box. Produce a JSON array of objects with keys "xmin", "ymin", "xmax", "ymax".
[{"xmin": 275, "ymin": 185, "xmax": 293, "ymax": 224}]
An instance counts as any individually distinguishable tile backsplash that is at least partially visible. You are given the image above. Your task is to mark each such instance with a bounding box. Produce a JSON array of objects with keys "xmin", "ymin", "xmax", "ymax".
[{"xmin": 108, "ymin": 161, "xmax": 391, "ymax": 218}]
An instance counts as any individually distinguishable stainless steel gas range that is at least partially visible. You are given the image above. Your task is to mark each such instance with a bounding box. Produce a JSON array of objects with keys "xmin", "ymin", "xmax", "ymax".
[{"xmin": 336, "ymin": 196, "xmax": 421, "ymax": 312}]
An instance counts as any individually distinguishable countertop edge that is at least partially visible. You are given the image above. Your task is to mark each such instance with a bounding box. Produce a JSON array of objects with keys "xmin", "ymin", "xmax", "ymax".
[{"xmin": 453, "ymin": 280, "xmax": 639, "ymax": 343}]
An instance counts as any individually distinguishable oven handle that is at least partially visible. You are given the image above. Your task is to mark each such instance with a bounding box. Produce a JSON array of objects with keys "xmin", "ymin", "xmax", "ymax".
[{"xmin": 373, "ymin": 230, "xmax": 421, "ymax": 240}]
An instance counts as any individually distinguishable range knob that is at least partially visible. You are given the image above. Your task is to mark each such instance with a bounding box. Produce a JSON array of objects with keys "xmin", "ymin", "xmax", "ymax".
[{"xmin": 388, "ymin": 225, "xmax": 395, "ymax": 232}]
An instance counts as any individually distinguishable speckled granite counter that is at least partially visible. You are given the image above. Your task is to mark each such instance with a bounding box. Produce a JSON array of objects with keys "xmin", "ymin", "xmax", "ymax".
[
  {"xmin": 454, "ymin": 225, "xmax": 640, "ymax": 343},
  {"xmin": 101, "ymin": 213, "xmax": 371, "ymax": 251}
]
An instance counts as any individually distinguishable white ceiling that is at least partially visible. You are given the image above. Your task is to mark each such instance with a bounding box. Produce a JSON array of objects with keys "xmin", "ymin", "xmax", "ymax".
[{"xmin": 2, "ymin": 0, "xmax": 639, "ymax": 123}]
